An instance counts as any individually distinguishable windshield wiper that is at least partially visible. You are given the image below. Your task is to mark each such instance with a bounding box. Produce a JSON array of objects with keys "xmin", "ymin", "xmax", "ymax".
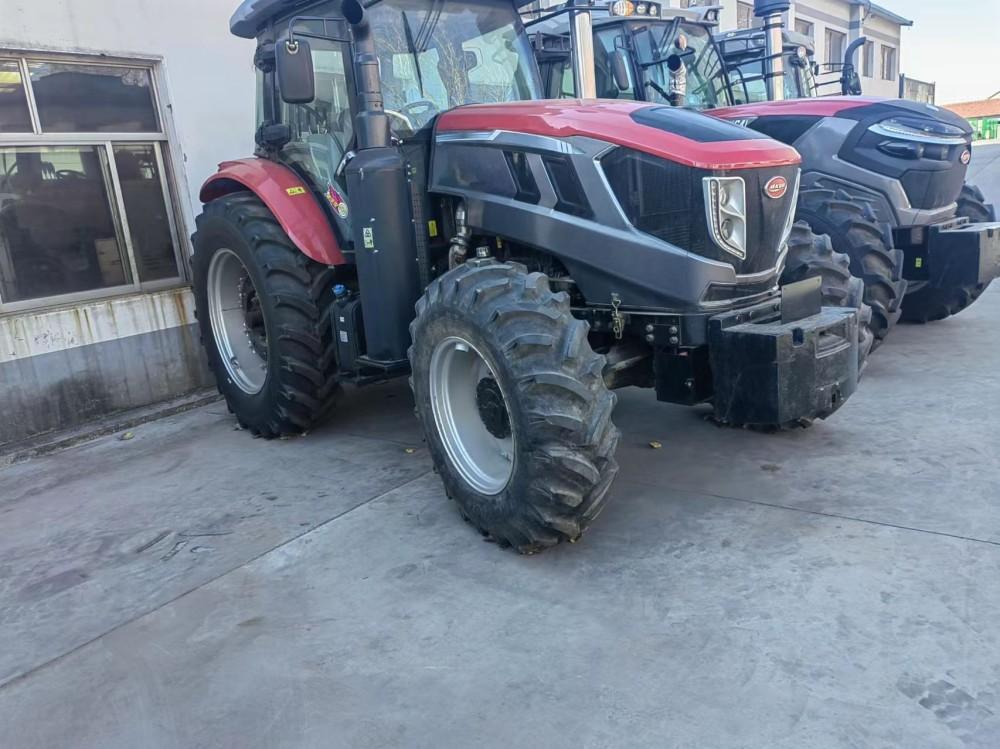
[
  {"xmin": 645, "ymin": 79, "xmax": 671, "ymax": 101},
  {"xmin": 401, "ymin": 11, "xmax": 426, "ymax": 96}
]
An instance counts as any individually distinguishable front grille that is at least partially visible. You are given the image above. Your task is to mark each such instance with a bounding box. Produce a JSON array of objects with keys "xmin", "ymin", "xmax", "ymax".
[{"xmin": 600, "ymin": 148, "xmax": 797, "ymax": 276}]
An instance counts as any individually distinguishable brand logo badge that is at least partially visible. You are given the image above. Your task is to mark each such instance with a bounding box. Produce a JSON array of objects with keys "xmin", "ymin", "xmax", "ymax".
[
  {"xmin": 764, "ymin": 176, "xmax": 788, "ymax": 200},
  {"xmin": 325, "ymin": 184, "xmax": 350, "ymax": 219},
  {"xmin": 960, "ymin": 149, "xmax": 972, "ymax": 165}
]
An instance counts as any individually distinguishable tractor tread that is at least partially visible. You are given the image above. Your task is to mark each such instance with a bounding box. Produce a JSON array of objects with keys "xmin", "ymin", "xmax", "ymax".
[
  {"xmin": 901, "ymin": 183, "xmax": 996, "ymax": 323},
  {"xmin": 192, "ymin": 193, "xmax": 339, "ymax": 438},
  {"xmin": 409, "ymin": 260, "xmax": 620, "ymax": 553},
  {"xmin": 797, "ymin": 188, "xmax": 906, "ymax": 348}
]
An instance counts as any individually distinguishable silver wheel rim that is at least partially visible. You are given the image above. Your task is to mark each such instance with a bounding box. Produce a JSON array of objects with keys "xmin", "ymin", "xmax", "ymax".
[
  {"xmin": 429, "ymin": 336, "xmax": 515, "ymax": 496},
  {"xmin": 207, "ymin": 248, "xmax": 268, "ymax": 395}
]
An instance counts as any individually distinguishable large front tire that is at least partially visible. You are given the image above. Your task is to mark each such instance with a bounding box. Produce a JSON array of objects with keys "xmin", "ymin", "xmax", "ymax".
[
  {"xmin": 409, "ymin": 260, "xmax": 621, "ymax": 553},
  {"xmin": 900, "ymin": 183, "xmax": 996, "ymax": 323},
  {"xmin": 797, "ymin": 188, "xmax": 906, "ymax": 349},
  {"xmin": 192, "ymin": 193, "xmax": 339, "ymax": 437},
  {"xmin": 782, "ymin": 221, "xmax": 875, "ymax": 373}
]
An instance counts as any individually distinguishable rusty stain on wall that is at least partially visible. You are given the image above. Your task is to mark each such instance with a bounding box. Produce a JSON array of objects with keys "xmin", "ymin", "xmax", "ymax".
[
  {"xmin": 1, "ymin": 288, "xmax": 197, "ymax": 364},
  {"xmin": 0, "ymin": 288, "xmax": 212, "ymax": 447}
]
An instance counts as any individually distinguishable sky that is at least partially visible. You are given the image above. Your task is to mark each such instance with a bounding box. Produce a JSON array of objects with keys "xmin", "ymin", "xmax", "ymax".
[{"xmin": 897, "ymin": 0, "xmax": 1000, "ymax": 104}]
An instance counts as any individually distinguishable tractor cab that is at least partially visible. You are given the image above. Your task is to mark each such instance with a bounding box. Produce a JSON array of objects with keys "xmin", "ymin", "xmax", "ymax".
[
  {"xmin": 526, "ymin": 3, "xmax": 733, "ymax": 108},
  {"xmin": 716, "ymin": 27, "xmax": 819, "ymax": 103},
  {"xmin": 715, "ymin": 26, "xmax": 869, "ymax": 102},
  {"xmin": 240, "ymin": 0, "xmax": 542, "ymax": 249}
]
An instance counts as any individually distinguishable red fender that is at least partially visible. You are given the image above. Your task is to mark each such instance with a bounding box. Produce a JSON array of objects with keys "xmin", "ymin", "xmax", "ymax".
[{"xmin": 200, "ymin": 157, "xmax": 346, "ymax": 266}]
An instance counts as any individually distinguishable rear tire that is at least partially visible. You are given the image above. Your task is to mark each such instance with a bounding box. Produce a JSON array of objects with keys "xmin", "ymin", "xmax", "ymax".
[
  {"xmin": 782, "ymin": 222, "xmax": 874, "ymax": 373},
  {"xmin": 900, "ymin": 183, "xmax": 996, "ymax": 323},
  {"xmin": 409, "ymin": 260, "xmax": 620, "ymax": 553},
  {"xmin": 796, "ymin": 188, "xmax": 906, "ymax": 349},
  {"xmin": 192, "ymin": 193, "xmax": 339, "ymax": 437}
]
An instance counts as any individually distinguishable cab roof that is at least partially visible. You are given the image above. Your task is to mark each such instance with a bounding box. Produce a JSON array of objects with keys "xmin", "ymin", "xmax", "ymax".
[{"xmin": 231, "ymin": 0, "xmax": 539, "ymax": 39}]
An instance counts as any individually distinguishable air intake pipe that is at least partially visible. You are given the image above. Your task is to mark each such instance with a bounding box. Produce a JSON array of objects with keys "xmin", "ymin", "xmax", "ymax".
[
  {"xmin": 343, "ymin": 0, "xmax": 420, "ymax": 366},
  {"xmin": 754, "ymin": 0, "xmax": 790, "ymax": 102},
  {"xmin": 343, "ymin": 0, "xmax": 390, "ymax": 150}
]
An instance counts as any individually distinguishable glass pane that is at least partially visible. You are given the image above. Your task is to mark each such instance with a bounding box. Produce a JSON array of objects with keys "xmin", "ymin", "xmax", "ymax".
[
  {"xmin": 594, "ymin": 30, "xmax": 634, "ymax": 100},
  {"xmin": 0, "ymin": 60, "xmax": 32, "ymax": 133},
  {"xmin": 370, "ymin": 0, "xmax": 541, "ymax": 137},
  {"xmin": 113, "ymin": 144, "xmax": 179, "ymax": 282},
  {"xmin": 281, "ymin": 44, "xmax": 355, "ymax": 196},
  {"xmin": 0, "ymin": 145, "xmax": 131, "ymax": 303},
  {"xmin": 27, "ymin": 62, "xmax": 158, "ymax": 133}
]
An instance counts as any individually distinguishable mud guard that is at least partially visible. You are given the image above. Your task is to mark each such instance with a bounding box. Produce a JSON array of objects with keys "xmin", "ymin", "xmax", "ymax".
[{"xmin": 200, "ymin": 158, "xmax": 346, "ymax": 266}]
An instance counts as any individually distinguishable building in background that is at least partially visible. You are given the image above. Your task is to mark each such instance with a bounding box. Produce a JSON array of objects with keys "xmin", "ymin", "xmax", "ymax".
[
  {"xmin": 901, "ymin": 75, "xmax": 936, "ymax": 105},
  {"xmin": 0, "ymin": 0, "xmax": 256, "ymax": 448},
  {"xmin": 945, "ymin": 100, "xmax": 1000, "ymax": 143},
  {"xmin": 680, "ymin": 0, "xmax": 910, "ymax": 99}
]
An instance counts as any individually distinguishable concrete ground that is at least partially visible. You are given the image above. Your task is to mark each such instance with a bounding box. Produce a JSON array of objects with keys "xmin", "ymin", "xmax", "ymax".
[{"xmin": 1, "ymin": 159, "xmax": 999, "ymax": 748}]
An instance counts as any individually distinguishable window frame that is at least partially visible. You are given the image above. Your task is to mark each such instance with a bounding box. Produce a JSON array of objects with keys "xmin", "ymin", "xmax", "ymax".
[
  {"xmin": 736, "ymin": 2, "xmax": 755, "ymax": 30},
  {"xmin": 825, "ymin": 28, "xmax": 846, "ymax": 66},
  {"xmin": 881, "ymin": 45, "xmax": 897, "ymax": 81},
  {"xmin": 862, "ymin": 39, "xmax": 875, "ymax": 79},
  {"xmin": 0, "ymin": 51, "xmax": 187, "ymax": 315}
]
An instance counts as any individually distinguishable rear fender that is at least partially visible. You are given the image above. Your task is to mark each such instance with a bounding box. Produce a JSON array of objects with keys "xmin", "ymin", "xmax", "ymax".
[{"xmin": 200, "ymin": 158, "xmax": 346, "ymax": 266}]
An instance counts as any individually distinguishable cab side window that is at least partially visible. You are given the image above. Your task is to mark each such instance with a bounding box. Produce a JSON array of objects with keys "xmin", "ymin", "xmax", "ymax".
[
  {"xmin": 594, "ymin": 29, "xmax": 634, "ymax": 99},
  {"xmin": 280, "ymin": 43, "xmax": 354, "ymax": 196}
]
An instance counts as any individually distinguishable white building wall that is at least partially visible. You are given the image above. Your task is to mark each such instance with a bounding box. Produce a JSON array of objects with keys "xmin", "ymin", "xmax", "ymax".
[
  {"xmin": 859, "ymin": 12, "xmax": 902, "ymax": 99},
  {"xmin": 0, "ymin": 0, "xmax": 257, "ymax": 232},
  {"xmin": 0, "ymin": 0, "xmax": 254, "ymax": 445}
]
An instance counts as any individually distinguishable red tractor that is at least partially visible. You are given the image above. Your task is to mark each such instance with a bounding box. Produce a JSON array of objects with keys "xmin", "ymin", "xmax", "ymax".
[
  {"xmin": 528, "ymin": 0, "xmax": 1000, "ymax": 346},
  {"xmin": 193, "ymin": 0, "xmax": 860, "ymax": 552}
]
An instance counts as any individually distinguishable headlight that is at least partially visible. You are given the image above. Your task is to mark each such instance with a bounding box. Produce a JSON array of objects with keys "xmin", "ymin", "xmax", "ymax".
[
  {"xmin": 868, "ymin": 116, "xmax": 967, "ymax": 145},
  {"xmin": 635, "ymin": 2, "xmax": 649, "ymax": 14},
  {"xmin": 703, "ymin": 176, "xmax": 747, "ymax": 260},
  {"xmin": 610, "ymin": 0, "xmax": 635, "ymax": 15},
  {"xmin": 777, "ymin": 171, "xmax": 801, "ymax": 261}
]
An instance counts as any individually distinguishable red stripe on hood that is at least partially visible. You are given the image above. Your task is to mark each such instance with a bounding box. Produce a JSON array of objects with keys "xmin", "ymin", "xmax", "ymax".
[
  {"xmin": 711, "ymin": 96, "xmax": 882, "ymax": 120},
  {"xmin": 436, "ymin": 100, "xmax": 800, "ymax": 170}
]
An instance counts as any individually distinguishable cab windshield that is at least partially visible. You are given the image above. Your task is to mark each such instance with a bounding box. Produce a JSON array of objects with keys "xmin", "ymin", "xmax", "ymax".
[
  {"xmin": 368, "ymin": 0, "xmax": 542, "ymax": 136},
  {"xmin": 632, "ymin": 20, "xmax": 732, "ymax": 108},
  {"xmin": 723, "ymin": 46, "xmax": 818, "ymax": 103}
]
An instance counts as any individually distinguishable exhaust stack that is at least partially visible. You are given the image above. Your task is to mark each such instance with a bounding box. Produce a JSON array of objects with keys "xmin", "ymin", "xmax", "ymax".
[{"xmin": 754, "ymin": 0, "xmax": 790, "ymax": 102}]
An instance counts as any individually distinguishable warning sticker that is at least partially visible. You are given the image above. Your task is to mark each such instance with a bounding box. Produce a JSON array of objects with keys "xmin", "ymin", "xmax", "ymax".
[
  {"xmin": 428, "ymin": 219, "xmax": 439, "ymax": 238},
  {"xmin": 286, "ymin": 186, "xmax": 307, "ymax": 196},
  {"xmin": 363, "ymin": 227, "xmax": 375, "ymax": 249}
]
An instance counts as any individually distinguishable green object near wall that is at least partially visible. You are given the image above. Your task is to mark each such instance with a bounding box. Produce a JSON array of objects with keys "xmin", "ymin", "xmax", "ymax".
[{"xmin": 970, "ymin": 117, "xmax": 1000, "ymax": 142}]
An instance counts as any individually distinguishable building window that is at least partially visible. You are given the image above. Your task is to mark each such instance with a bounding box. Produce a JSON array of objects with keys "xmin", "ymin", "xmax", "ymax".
[
  {"xmin": 862, "ymin": 40, "xmax": 875, "ymax": 78},
  {"xmin": 737, "ymin": 2, "xmax": 754, "ymax": 29},
  {"xmin": 794, "ymin": 19, "xmax": 814, "ymax": 38},
  {"xmin": 881, "ymin": 45, "xmax": 897, "ymax": 81},
  {"xmin": 0, "ymin": 54, "xmax": 182, "ymax": 311},
  {"xmin": 825, "ymin": 28, "xmax": 846, "ymax": 66}
]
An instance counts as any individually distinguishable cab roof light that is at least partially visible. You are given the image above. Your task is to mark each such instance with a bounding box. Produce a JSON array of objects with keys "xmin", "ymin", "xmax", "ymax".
[{"xmin": 609, "ymin": 0, "xmax": 661, "ymax": 16}]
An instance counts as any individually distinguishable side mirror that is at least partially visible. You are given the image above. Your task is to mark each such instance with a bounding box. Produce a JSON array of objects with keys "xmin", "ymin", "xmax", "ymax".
[
  {"xmin": 611, "ymin": 50, "xmax": 631, "ymax": 91},
  {"xmin": 845, "ymin": 70, "xmax": 862, "ymax": 96},
  {"xmin": 277, "ymin": 38, "xmax": 315, "ymax": 104}
]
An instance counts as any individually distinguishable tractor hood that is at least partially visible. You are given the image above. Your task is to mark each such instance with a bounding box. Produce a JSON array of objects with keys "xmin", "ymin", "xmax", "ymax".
[
  {"xmin": 712, "ymin": 96, "xmax": 973, "ymax": 137},
  {"xmin": 436, "ymin": 100, "xmax": 800, "ymax": 171},
  {"xmin": 711, "ymin": 97, "xmax": 975, "ymax": 215}
]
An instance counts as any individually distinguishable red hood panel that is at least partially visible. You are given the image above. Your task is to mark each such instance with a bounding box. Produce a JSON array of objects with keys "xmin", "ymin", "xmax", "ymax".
[
  {"xmin": 711, "ymin": 96, "xmax": 883, "ymax": 120},
  {"xmin": 436, "ymin": 100, "xmax": 800, "ymax": 170}
]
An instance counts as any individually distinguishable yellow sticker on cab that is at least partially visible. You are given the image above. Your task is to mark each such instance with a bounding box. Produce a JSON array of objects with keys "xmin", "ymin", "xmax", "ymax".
[{"xmin": 286, "ymin": 186, "xmax": 307, "ymax": 196}]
